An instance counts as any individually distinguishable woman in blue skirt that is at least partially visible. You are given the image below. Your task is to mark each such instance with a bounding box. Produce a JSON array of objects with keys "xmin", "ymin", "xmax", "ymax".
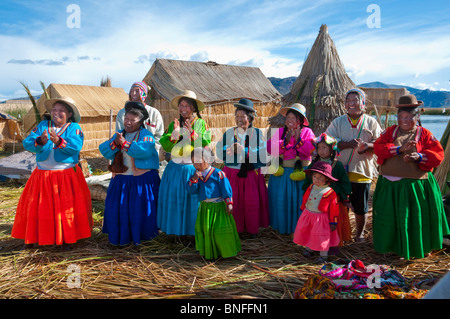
[
  {"xmin": 158, "ymin": 90, "xmax": 211, "ymax": 237},
  {"xmin": 99, "ymin": 101, "xmax": 160, "ymax": 246},
  {"xmin": 267, "ymin": 103, "xmax": 315, "ymax": 235}
]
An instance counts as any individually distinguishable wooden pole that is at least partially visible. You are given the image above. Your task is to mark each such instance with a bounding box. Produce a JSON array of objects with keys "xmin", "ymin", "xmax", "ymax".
[{"xmin": 109, "ymin": 109, "xmax": 113, "ymax": 165}]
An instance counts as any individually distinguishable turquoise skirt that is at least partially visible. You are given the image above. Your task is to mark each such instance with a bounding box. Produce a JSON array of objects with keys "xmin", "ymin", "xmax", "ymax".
[
  {"xmin": 157, "ymin": 161, "xmax": 199, "ymax": 236},
  {"xmin": 268, "ymin": 167, "xmax": 305, "ymax": 234}
]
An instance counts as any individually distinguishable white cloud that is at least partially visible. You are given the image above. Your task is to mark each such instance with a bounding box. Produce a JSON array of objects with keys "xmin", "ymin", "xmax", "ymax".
[{"xmin": 2, "ymin": 0, "xmax": 450, "ymax": 101}]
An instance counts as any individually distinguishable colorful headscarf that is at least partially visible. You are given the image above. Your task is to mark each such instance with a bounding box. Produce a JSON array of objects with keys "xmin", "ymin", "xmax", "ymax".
[
  {"xmin": 345, "ymin": 88, "xmax": 366, "ymax": 111},
  {"xmin": 129, "ymin": 81, "xmax": 148, "ymax": 103},
  {"xmin": 314, "ymin": 133, "xmax": 339, "ymax": 155}
]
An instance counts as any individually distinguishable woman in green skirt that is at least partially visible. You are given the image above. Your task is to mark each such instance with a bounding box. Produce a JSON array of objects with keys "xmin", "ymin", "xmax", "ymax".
[
  {"xmin": 373, "ymin": 94, "xmax": 449, "ymax": 259},
  {"xmin": 187, "ymin": 147, "xmax": 241, "ymax": 260}
]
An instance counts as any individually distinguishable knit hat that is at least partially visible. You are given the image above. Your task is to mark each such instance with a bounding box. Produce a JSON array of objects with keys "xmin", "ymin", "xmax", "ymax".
[
  {"xmin": 314, "ymin": 133, "xmax": 339, "ymax": 154},
  {"xmin": 129, "ymin": 82, "xmax": 148, "ymax": 103},
  {"xmin": 346, "ymin": 88, "xmax": 366, "ymax": 111}
]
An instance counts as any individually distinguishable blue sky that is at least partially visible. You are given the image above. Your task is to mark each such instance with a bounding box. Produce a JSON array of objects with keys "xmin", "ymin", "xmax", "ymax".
[{"xmin": 1, "ymin": 0, "xmax": 450, "ymax": 101}]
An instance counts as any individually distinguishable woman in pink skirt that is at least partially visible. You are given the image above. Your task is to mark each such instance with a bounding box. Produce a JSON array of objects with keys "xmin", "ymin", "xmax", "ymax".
[
  {"xmin": 216, "ymin": 99, "xmax": 269, "ymax": 238},
  {"xmin": 293, "ymin": 161, "xmax": 340, "ymax": 263}
]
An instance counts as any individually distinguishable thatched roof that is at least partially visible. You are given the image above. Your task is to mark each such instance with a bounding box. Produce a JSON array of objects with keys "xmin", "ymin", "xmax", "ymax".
[
  {"xmin": 23, "ymin": 83, "xmax": 129, "ymax": 133},
  {"xmin": 276, "ymin": 24, "xmax": 355, "ymax": 134},
  {"xmin": 143, "ymin": 59, "xmax": 282, "ymax": 105},
  {"xmin": 0, "ymin": 112, "xmax": 23, "ymax": 143}
]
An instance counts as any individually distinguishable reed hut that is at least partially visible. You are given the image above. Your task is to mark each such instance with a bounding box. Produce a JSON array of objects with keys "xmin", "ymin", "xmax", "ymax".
[
  {"xmin": 358, "ymin": 87, "xmax": 410, "ymax": 128},
  {"xmin": 434, "ymin": 120, "xmax": 450, "ymax": 193},
  {"xmin": 0, "ymin": 112, "xmax": 23, "ymax": 150},
  {"xmin": 23, "ymin": 83, "xmax": 129, "ymax": 157},
  {"xmin": 273, "ymin": 24, "xmax": 355, "ymax": 135},
  {"xmin": 142, "ymin": 59, "xmax": 282, "ymax": 149}
]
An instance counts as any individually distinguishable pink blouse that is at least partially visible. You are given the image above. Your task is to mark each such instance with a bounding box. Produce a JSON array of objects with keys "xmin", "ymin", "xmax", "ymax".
[{"xmin": 268, "ymin": 127, "xmax": 315, "ymax": 161}]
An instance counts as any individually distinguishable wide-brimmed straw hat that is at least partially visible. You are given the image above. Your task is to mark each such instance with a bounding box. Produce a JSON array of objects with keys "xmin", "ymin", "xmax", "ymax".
[
  {"xmin": 44, "ymin": 96, "xmax": 81, "ymax": 123},
  {"xmin": 234, "ymin": 98, "xmax": 257, "ymax": 115},
  {"xmin": 394, "ymin": 94, "xmax": 423, "ymax": 108},
  {"xmin": 279, "ymin": 103, "xmax": 309, "ymax": 126},
  {"xmin": 304, "ymin": 161, "xmax": 338, "ymax": 182},
  {"xmin": 170, "ymin": 90, "xmax": 206, "ymax": 112}
]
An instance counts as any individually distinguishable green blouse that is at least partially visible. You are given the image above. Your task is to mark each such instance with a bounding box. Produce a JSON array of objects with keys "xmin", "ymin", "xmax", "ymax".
[{"xmin": 160, "ymin": 117, "xmax": 211, "ymax": 155}]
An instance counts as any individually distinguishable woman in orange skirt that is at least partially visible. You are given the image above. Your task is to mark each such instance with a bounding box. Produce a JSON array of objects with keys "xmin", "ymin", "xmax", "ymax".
[{"xmin": 11, "ymin": 96, "xmax": 92, "ymax": 250}]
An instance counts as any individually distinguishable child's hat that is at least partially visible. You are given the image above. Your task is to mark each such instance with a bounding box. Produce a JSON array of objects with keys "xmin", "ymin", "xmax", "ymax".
[
  {"xmin": 304, "ymin": 161, "xmax": 337, "ymax": 182},
  {"xmin": 313, "ymin": 133, "xmax": 339, "ymax": 154}
]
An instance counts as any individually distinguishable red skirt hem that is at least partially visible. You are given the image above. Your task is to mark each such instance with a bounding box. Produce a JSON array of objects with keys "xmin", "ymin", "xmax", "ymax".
[{"xmin": 11, "ymin": 166, "xmax": 92, "ymax": 245}]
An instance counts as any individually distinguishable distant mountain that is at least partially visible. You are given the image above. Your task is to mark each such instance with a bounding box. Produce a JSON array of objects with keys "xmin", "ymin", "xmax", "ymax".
[
  {"xmin": 268, "ymin": 78, "xmax": 450, "ymax": 108},
  {"xmin": 267, "ymin": 77, "xmax": 296, "ymax": 96}
]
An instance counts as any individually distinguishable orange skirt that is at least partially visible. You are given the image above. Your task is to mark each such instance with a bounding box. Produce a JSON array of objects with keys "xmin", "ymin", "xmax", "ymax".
[
  {"xmin": 336, "ymin": 201, "xmax": 352, "ymax": 246},
  {"xmin": 11, "ymin": 165, "xmax": 93, "ymax": 245}
]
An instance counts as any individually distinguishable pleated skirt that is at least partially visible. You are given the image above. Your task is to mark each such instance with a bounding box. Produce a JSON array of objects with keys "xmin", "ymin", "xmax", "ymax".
[
  {"xmin": 11, "ymin": 166, "xmax": 92, "ymax": 245},
  {"xmin": 222, "ymin": 166, "xmax": 269, "ymax": 234},
  {"xmin": 336, "ymin": 201, "xmax": 352, "ymax": 246},
  {"xmin": 195, "ymin": 201, "xmax": 241, "ymax": 260},
  {"xmin": 293, "ymin": 208, "xmax": 340, "ymax": 251},
  {"xmin": 268, "ymin": 167, "xmax": 305, "ymax": 234},
  {"xmin": 373, "ymin": 174, "xmax": 450, "ymax": 259},
  {"xmin": 102, "ymin": 170, "xmax": 160, "ymax": 245},
  {"xmin": 157, "ymin": 161, "xmax": 199, "ymax": 236}
]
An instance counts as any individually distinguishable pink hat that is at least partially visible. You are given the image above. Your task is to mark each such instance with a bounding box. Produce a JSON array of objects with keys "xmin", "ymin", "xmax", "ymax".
[{"xmin": 305, "ymin": 161, "xmax": 337, "ymax": 182}]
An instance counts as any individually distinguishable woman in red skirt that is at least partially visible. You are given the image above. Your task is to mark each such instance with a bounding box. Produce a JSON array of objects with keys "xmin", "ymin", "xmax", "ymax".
[
  {"xmin": 11, "ymin": 96, "xmax": 92, "ymax": 250},
  {"xmin": 216, "ymin": 99, "xmax": 269, "ymax": 238}
]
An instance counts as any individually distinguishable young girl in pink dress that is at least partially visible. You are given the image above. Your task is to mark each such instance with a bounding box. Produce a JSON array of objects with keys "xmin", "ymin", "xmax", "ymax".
[{"xmin": 293, "ymin": 161, "xmax": 340, "ymax": 263}]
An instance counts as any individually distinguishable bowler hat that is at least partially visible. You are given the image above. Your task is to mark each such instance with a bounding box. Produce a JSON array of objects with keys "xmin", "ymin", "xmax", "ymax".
[
  {"xmin": 394, "ymin": 94, "xmax": 423, "ymax": 108},
  {"xmin": 234, "ymin": 98, "xmax": 256, "ymax": 114},
  {"xmin": 124, "ymin": 101, "xmax": 149, "ymax": 122}
]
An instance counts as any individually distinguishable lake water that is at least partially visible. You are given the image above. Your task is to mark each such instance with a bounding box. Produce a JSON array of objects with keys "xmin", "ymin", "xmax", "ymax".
[
  {"xmin": 376, "ymin": 114, "xmax": 449, "ymax": 141},
  {"xmin": 420, "ymin": 115, "xmax": 450, "ymax": 141}
]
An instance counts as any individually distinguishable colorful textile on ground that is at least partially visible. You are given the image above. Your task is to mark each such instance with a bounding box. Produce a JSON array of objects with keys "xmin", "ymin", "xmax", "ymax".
[
  {"xmin": 294, "ymin": 274, "xmax": 335, "ymax": 299},
  {"xmin": 293, "ymin": 260, "xmax": 429, "ymax": 299},
  {"xmin": 363, "ymin": 285, "xmax": 428, "ymax": 299}
]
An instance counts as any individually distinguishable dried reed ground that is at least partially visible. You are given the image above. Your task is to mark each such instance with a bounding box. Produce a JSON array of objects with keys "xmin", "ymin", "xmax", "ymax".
[{"xmin": 0, "ymin": 179, "xmax": 449, "ymax": 300}]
